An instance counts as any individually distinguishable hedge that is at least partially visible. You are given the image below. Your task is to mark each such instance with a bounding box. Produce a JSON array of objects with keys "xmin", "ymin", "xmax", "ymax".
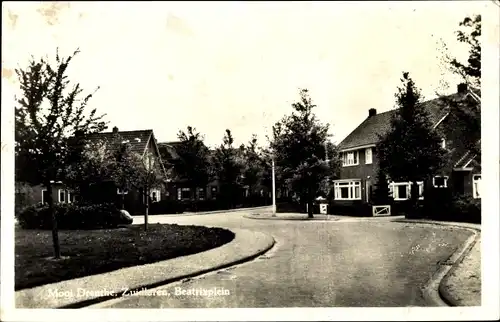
[
  {"xmin": 149, "ymin": 200, "xmax": 186, "ymax": 215},
  {"xmin": 16, "ymin": 202, "xmax": 133, "ymax": 230}
]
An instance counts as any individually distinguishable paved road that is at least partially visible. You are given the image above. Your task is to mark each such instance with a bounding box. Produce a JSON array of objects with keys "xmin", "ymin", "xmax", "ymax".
[{"xmin": 94, "ymin": 209, "xmax": 472, "ymax": 308}]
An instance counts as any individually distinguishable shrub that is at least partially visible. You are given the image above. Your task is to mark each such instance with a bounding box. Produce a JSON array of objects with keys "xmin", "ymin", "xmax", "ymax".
[
  {"xmin": 450, "ymin": 194, "xmax": 481, "ymax": 223},
  {"xmin": 328, "ymin": 202, "xmax": 371, "ymax": 216},
  {"xmin": 149, "ymin": 200, "xmax": 185, "ymax": 215},
  {"xmin": 276, "ymin": 198, "xmax": 304, "ymax": 213},
  {"xmin": 416, "ymin": 189, "xmax": 480, "ymax": 223},
  {"xmin": 16, "ymin": 202, "xmax": 132, "ymax": 230}
]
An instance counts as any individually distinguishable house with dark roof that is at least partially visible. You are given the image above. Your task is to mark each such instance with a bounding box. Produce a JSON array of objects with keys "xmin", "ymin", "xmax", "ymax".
[
  {"xmin": 333, "ymin": 83, "xmax": 481, "ymax": 211},
  {"xmin": 158, "ymin": 141, "xmax": 225, "ymax": 202},
  {"xmin": 26, "ymin": 127, "xmax": 169, "ymax": 214},
  {"xmin": 158, "ymin": 142, "xmax": 271, "ymax": 203}
]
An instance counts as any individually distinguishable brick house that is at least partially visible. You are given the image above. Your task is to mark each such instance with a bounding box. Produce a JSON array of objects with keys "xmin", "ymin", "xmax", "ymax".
[
  {"xmin": 158, "ymin": 141, "xmax": 220, "ymax": 202},
  {"xmin": 158, "ymin": 142, "xmax": 271, "ymax": 203},
  {"xmin": 333, "ymin": 84, "xmax": 481, "ymax": 211},
  {"xmin": 21, "ymin": 127, "xmax": 168, "ymax": 214}
]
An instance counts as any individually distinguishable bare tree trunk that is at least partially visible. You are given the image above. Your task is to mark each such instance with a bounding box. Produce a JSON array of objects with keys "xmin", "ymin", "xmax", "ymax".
[
  {"xmin": 47, "ymin": 183, "xmax": 61, "ymax": 258},
  {"xmin": 410, "ymin": 180, "xmax": 419, "ymax": 218},
  {"xmin": 307, "ymin": 186, "xmax": 314, "ymax": 219}
]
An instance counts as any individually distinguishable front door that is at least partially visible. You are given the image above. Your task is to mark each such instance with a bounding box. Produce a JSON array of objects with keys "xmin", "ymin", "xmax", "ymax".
[{"xmin": 365, "ymin": 180, "xmax": 372, "ymax": 204}]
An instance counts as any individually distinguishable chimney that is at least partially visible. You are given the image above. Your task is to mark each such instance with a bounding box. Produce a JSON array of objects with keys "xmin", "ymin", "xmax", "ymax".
[
  {"xmin": 368, "ymin": 108, "xmax": 377, "ymax": 117},
  {"xmin": 457, "ymin": 83, "xmax": 468, "ymax": 93},
  {"xmin": 112, "ymin": 126, "xmax": 119, "ymax": 133}
]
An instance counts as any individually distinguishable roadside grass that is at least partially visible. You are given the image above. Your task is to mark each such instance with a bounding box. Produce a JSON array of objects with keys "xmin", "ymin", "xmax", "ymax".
[{"xmin": 15, "ymin": 224, "xmax": 235, "ymax": 291}]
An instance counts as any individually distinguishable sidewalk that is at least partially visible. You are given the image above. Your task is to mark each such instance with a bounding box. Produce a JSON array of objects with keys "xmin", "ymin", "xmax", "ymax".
[
  {"xmin": 440, "ymin": 236, "xmax": 481, "ymax": 306},
  {"xmin": 393, "ymin": 218, "xmax": 481, "ymax": 306},
  {"xmin": 15, "ymin": 228, "xmax": 275, "ymax": 309}
]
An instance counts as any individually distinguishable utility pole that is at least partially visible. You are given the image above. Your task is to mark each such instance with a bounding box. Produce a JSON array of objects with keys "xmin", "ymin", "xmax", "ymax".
[{"xmin": 272, "ymin": 156, "xmax": 276, "ymax": 217}]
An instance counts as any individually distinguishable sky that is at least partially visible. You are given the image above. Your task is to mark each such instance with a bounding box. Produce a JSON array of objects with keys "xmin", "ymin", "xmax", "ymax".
[{"xmin": 1, "ymin": 1, "xmax": 489, "ymax": 148}]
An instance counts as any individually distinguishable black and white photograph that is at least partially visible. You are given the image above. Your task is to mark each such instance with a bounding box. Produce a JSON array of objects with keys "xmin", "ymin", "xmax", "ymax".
[{"xmin": 1, "ymin": 1, "xmax": 499, "ymax": 321}]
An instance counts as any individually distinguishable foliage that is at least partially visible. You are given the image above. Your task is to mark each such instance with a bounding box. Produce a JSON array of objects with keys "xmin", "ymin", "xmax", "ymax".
[
  {"xmin": 371, "ymin": 168, "xmax": 392, "ymax": 205},
  {"xmin": 15, "ymin": 202, "xmax": 132, "ymax": 230},
  {"xmin": 15, "ymin": 49, "xmax": 107, "ymax": 186},
  {"xmin": 149, "ymin": 200, "xmax": 185, "ymax": 215},
  {"xmin": 376, "ymin": 72, "xmax": 446, "ymax": 206},
  {"xmin": 111, "ymin": 146, "xmax": 165, "ymax": 195},
  {"xmin": 441, "ymin": 14, "xmax": 481, "ymax": 87},
  {"xmin": 436, "ymin": 14, "xmax": 481, "ymax": 159},
  {"xmin": 14, "ymin": 48, "xmax": 108, "ymax": 257},
  {"xmin": 418, "ymin": 188, "xmax": 481, "ymax": 223},
  {"xmin": 212, "ymin": 129, "xmax": 245, "ymax": 206},
  {"xmin": 270, "ymin": 88, "xmax": 338, "ymax": 218},
  {"xmin": 170, "ymin": 126, "xmax": 213, "ymax": 197},
  {"xmin": 65, "ymin": 138, "xmax": 114, "ymax": 197}
]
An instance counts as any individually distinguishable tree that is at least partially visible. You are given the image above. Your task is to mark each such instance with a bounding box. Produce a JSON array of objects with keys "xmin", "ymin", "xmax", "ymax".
[
  {"xmin": 172, "ymin": 126, "xmax": 213, "ymax": 200},
  {"xmin": 437, "ymin": 14, "xmax": 481, "ymax": 159},
  {"xmin": 108, "ymin": 145, "xmax": 165, "ymax": 231},
  {"xmin": 371, "ymin": 168, "xmax": 391, "ymax": 205},
  {"xmin": 241, "ymin": 134, "xmax": 266, "ymax": 197},
  {"xmin": 65, "ymin": 138, "xmax": 114, "ymax": 201},
  {"xmin": 213, "ymin": 129, "xmax": 244, "ymax": 208},
  {"xmin": 321, "ymin": 141, "xmax": 342, "ymax": 198},
  {"xmin": 442, "ymin": 14, "xmax": 481, "ymax": 87},
  {"xmin": 15, "ymin": 49, "xmax": 107, "ymax": 258},
  {"xmin": 270, "ymin": 89, "xmax": 332, "ymax": 218},
  {"xmin": 376, "ymin": 72, "xmax": 446, "ymax": 213}
]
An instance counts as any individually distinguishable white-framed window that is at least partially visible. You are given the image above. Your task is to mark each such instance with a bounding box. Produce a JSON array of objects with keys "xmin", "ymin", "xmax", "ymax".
[
  {"xmin": 389, "ymin": 182, "xmax": 424, "ymax": 200},
  {"xmin": 177, "ymin": 187, "xmax": 191, "ymax": 200},
  {"xmin": 41, "ymin": 189, "xmax": 49, "ymax": 204},
  {"xmin": 334, "ymin": 180, "xmax": 362, "ymax": 200},
  {"xmin": 58, "ymin": 189, "xmax": 66, "ymax": 203},
  {"xmin": 150, "ymin": 188, "xmax": 161, "ymax": 202},
  {"xmin": 117, "ymin": 188, "xmax": 129, "ymax": 195},
  {"xmin": 365, "ymin": 148, "xmax": 373, "ymax": 164},
  {"xmin": 433, "ymin": 176, "xmax": 448, "ymax": 188},
  {"xmin": 472, "ymin": 174, "xmax": 481, "ymax": 199},
  {"xmin": 342, "ymin": 151, "xmax": 359, "ymax": 167},
  {"xmin": 197, "ymin": 188, "xmax": 206, "ymax": 200}
]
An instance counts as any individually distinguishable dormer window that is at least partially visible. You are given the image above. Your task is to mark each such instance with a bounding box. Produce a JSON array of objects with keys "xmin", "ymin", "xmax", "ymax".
[{"xmin": 342, "ymin": 151, "xmax": 359, "ymax": 167}]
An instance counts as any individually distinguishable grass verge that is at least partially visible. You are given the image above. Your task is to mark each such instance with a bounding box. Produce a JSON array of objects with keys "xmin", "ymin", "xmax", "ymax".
[{"xmin": 15, "ymin": 224, "xmax": 235, "ymax": 291}]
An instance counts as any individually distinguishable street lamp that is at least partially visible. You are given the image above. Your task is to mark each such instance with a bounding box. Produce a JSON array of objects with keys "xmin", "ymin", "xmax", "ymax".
[{"xmin": 271, "ymin": 155, "xmax": 276, "ymax": 217}]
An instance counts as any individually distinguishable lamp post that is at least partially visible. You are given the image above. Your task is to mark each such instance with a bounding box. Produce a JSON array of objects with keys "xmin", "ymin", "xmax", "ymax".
[{"xmin": 272, "ymin": 156, "xmax": 276, "ymax": 217}]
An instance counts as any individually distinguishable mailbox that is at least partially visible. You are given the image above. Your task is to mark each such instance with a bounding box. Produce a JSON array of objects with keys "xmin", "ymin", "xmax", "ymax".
[{"xmin": 315, "ymin": 196, "xmax": 328, "ymax": 215}]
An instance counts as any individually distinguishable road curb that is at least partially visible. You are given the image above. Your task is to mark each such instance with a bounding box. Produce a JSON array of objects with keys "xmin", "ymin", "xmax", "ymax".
[
  {"xmin": 138, "ymin": 206, "xmax": 272, "ymax": 218},
  {"xmin": 392, "ymin": 219, "xmax": 480, "ymax": 306},
  {"xmin": 243, "ymin": 214, "xmax": 340, "ymax": 222},
  {"xmin": 15, "ymin": 228, "xmax": 275, "ymax": 309}
]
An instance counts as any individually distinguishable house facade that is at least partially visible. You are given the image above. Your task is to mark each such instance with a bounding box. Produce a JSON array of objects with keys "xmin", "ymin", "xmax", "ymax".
[
  {"xmin": 19, "ymin": 127, "xmax": 169, "ymax": 214},
  {"xmin": 333, "ymin": 84, "xmax": 481, "ymax": 209},
  {"xmin": 84, "ymin": 127, "xmax": 168, "ymax": 213},
  {"xmin": 158, "ymin": 142, "xmax": 271, "ymax": 203}
]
